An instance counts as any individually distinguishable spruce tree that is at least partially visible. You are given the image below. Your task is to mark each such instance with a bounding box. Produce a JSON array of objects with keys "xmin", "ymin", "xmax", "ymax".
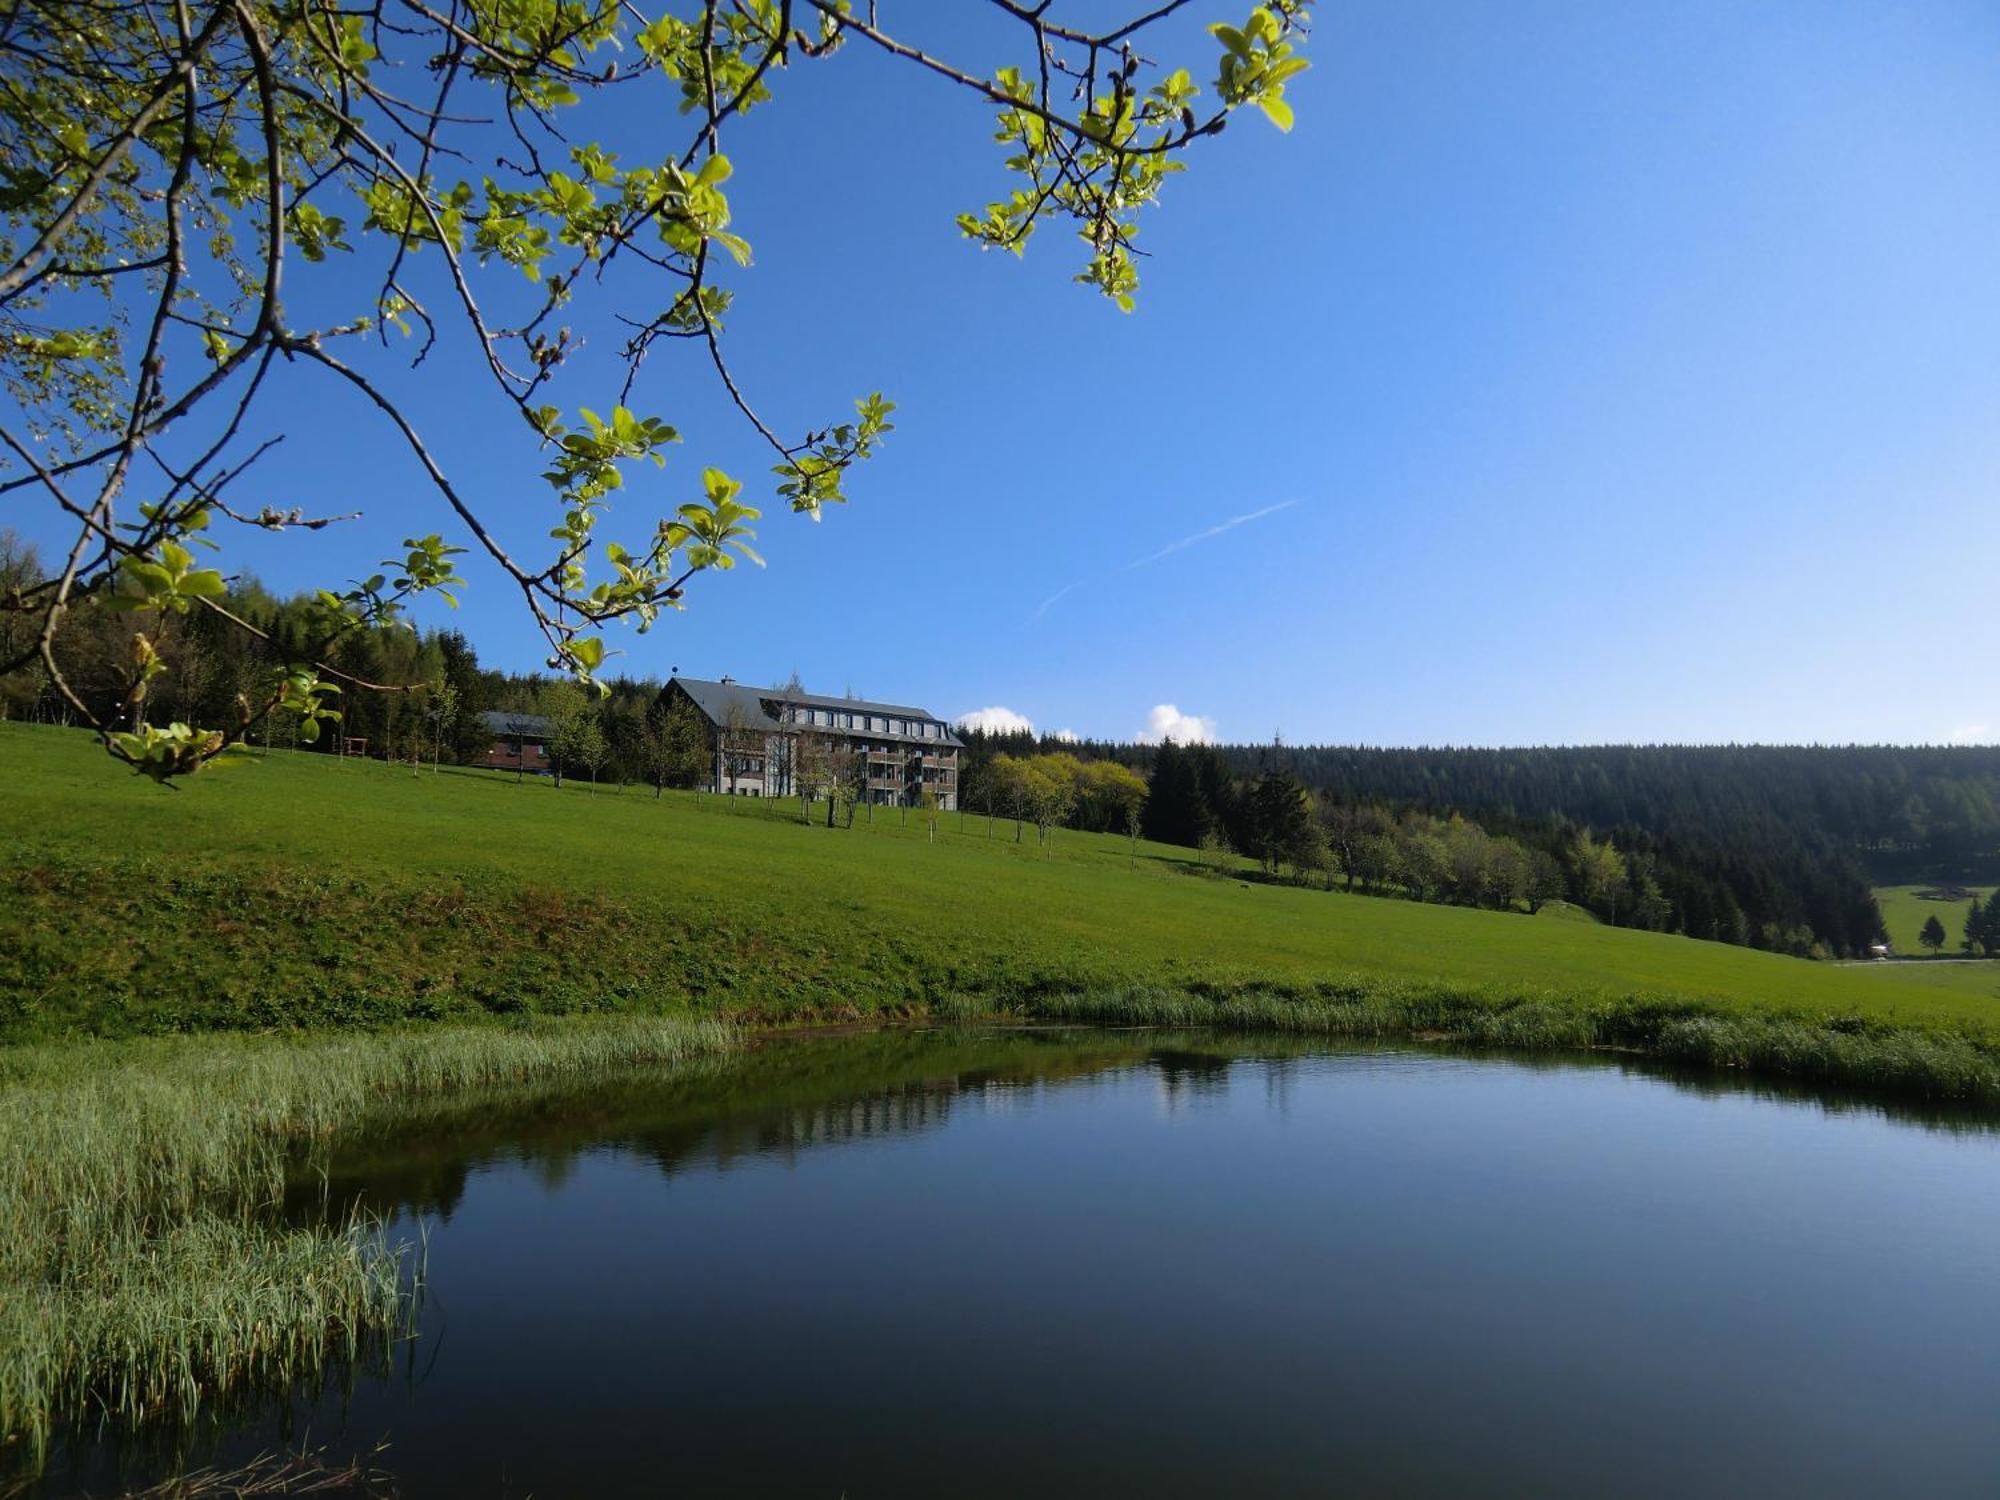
[
  {"xmin": 1920, "ymin": 914, "xmax": 1948, "ymax": 956},
  {"xmin": 1967, "ymin": 895, "xmax": 1999, "ymax": 958},
  {"xmin": 1143, "ymin": 741, "xmax": 1203, "ymax": 849}
]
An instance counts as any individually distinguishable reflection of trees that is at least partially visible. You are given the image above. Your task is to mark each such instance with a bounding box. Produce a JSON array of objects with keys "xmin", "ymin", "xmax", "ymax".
[
  {"xmin": 1151, "ymin": 1048, "xmax": 1235, "ymax": 1114},
  {"xmin": 297, "ymin": 1032, "xmax": 1167, "ymax": 1224},
  {"xmin": 638, "ymin": 1079, "xmax": 967, "ymax": 1178},
  {"xmin": 292, "ymin": 1027, "xmax": 2000, "ymax": 1228}
]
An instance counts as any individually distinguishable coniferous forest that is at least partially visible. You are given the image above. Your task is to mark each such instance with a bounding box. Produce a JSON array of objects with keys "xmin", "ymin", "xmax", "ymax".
[{"xmin": 957, "ymin": 731, "xmax": 2000, "ymax": 960}]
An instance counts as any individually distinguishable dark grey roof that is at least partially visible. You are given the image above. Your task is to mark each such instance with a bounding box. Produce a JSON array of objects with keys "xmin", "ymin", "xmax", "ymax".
[
  {"xmin": 479, "ymin": 710, "xmax": 552, "ymax": 738},
  {"xmin": 668, "ymin": 677, "xmax": 964, "ymax": 748}
]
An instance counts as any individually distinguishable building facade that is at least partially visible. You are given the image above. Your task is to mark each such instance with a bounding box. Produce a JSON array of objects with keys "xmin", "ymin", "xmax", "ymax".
[
  {"xmin": 479, "ymin": 710, "xmax": 553, "ymax": 775},
  {"xmin": 662, "ymin": 676, "xmax": 962, "ymax": 809}
]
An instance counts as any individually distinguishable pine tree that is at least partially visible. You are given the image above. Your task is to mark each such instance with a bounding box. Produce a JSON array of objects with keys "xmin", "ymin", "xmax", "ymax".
[
  {"xmin": 1248, "ymin": 768, "xmax": 1313, "ymax": 873},
  {"xmin": 1920, "ymin": 913, "xmax": 1948, "ymax": 957},
  {"xmin": 1966, "ymin": 895, "xmax": 1999, "ymax": 958},
  {"xmin": 1143, "ymin": 740, "xmax": 1207, "ymax": 848}
]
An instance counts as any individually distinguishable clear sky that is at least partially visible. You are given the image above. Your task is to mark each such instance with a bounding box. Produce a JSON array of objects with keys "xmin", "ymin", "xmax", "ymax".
[{"xmin": 20, "ymin": 1, "xmax": 2000, "ymax": 746}]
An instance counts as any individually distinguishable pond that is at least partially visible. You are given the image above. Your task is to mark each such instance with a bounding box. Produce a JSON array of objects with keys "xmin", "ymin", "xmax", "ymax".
[{"xmin": 60, "ymin": 1030, "xmax": 2000, "ymax": 1495}]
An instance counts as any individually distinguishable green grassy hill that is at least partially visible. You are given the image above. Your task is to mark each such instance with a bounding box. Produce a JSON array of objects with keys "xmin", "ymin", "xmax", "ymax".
[
  {"xmin": 5, "ymin": 722, "xmax": 1998, "ymax": 1044},
  {"xmin": 1876, "ymin": 883, "xmax": 1995, "ymax": 956}
]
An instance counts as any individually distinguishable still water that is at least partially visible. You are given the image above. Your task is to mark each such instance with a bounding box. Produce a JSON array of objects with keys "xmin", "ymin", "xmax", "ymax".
[{"xmin": 137, "ymin": 1032, "xmax": 2000, "ymax": 1493}]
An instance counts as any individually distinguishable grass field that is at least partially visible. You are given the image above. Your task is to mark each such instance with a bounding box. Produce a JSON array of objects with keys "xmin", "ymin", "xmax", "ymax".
[
  {"xmin": 5, "ymin": 721, "xmax": 1999, "ymax": 1042},
  {"xmin": 1875, "ymin": 883, "xmax": 1995, "ymax": 956}
]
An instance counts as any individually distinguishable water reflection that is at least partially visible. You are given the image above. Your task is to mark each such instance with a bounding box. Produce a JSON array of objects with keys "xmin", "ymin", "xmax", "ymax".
[
  {"xmin": 294, "ymin": 1027, "xmax": 2000, "ymax": 1231},
  {"xmin": 51, "ymin": 1028, "xmax": 2000, "ymax": 1499}
]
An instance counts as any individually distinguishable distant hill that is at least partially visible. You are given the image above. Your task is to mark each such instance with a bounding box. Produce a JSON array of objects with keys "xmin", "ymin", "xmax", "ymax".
[{"xmin": 959, "ymin": 736, "xmax": 2000, "ymax": 959}]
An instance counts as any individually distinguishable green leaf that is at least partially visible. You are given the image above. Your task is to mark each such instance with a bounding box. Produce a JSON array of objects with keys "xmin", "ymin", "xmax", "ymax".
[
  {"xmin": 1256, "ymin": 95, "xmax": 1295, "ymax": 132},
  {"xmin": 178, "ymin": 570, "xmax": 227, "ymax": 598}
]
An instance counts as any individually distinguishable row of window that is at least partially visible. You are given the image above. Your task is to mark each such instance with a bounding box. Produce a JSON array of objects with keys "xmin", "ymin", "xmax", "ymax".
[{"xmin": 782, "ymin": 705, "xmax": 950, "ymax": 740}]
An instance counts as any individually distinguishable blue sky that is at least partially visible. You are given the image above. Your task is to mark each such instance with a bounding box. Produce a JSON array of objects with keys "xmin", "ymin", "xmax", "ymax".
[{"xmin": 19, "ymin": 1, "xmax": 2000, "ymax": 745}]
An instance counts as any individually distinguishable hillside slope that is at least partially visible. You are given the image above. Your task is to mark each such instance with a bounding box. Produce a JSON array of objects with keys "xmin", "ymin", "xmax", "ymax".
[{"xmin": 4, "ymin": 724, "xmax": 1997, "ymax": 1043}]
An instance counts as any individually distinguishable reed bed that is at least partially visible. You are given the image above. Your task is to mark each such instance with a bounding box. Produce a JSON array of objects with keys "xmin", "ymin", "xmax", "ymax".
[
  {"xmin": 1017, "ymin": 982, "xmax": 2000, "ymax": 1103},
  {"xmin": 0, "ymin": 1017, "xmax": 735, "ymax": 1472}
]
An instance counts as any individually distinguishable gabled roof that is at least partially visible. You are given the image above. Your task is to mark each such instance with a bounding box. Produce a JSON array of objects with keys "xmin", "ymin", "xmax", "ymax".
[
  {"xmin": 479, "ymin": 709, "xmax": 552, "ymax": 738},
  {"xmin": 669, "ymin": 678, "xmax": 785, "ymax": 732},
  {"xmin": 667, "ymin": 677, "xmax": 964, "ymax": 747}
]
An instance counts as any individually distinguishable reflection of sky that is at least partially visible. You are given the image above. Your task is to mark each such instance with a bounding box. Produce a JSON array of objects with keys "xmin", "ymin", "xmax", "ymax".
[{"xmin": 242, "ymin": 1040, "xmax": 2000, "ymax": 1498}]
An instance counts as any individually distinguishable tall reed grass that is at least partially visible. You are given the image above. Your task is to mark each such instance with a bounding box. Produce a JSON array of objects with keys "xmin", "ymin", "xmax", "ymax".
[
  {"xmin": 0, "ymin": 1017, "xmax": 735, "ymax": 1471},
  {"xmin": 1015, "ymin": 981, "xmax": 2000, "ymax": 1103}
]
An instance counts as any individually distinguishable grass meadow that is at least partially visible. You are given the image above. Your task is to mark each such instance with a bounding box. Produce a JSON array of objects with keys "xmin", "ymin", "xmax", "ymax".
[
  {"xmin": 5, "ymin": 721, "xmax": 1999, "ymax": 1042},
  {"xmin": 1875, "ymin": 882, "xmax": 1995, "ymax": 955}
]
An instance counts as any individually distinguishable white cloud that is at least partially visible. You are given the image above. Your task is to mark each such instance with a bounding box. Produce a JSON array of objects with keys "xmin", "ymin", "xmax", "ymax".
[
  {"xmin": 1050, "ymin": 727, "xmax": 1081, "ymax": 743},
  {"xmin": 958, "ymin": 706, "xmax": 1035, "ymax": 735},
  {"xmin": 1137, "ymin": 704, "xmax": 1218, "ymax": 745},
  {"xmin": 1944, "ymin": 724, "xmax": 1993, "ymax": 746}
]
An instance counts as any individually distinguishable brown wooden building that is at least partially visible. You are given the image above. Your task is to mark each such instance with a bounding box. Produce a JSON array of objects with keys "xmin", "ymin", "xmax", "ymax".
[{"xmin": 479, "ymin": 710, "xmax": 554, "ymax": 775}]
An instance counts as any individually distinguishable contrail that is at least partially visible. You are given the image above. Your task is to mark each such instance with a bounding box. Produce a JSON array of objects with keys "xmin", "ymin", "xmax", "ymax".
[
  {"xmin": 1030, "ymin": 499, "xmax": 1301, "ymax": 621},
  {"xmin": 1030, "ymin": 581, "xmax": 1079, "ymax": 621},
  {"xmin": 1125, "ymin": 498, "xmax": 1300, "ymax": 571}
]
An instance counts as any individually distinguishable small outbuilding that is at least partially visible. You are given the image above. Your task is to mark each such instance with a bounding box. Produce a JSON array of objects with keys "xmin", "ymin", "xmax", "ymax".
[{"xmin": 479, "ymin": 710, "xmax": 554, "ymax": 776}]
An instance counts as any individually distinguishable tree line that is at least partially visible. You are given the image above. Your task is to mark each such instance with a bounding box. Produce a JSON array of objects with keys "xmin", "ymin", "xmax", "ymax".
[
  {"xmin": 957, "ymin": 729, "xmax": 1982, "ymax": 957},
  {"xmin": 14, "ymin": 540, "xmax": 1994, "ymax": 960}
]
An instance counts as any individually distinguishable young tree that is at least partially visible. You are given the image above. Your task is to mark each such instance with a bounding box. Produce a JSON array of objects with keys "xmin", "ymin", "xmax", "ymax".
[
  {"xmin": 637, "ymin": 713, "xmax": 672, "ymax": 800},
  {"xmin": 542, "ymin": 686, "xmax": 597, "ymax": 791},
  {"xmin": 792, "ymin": 727, "xmax": 830, "ymax": 824},
  {"xmin": 577, "ymin": 714, "xmax": 610, "ymax": 793},
  {"xmin": 988, "ymin": 754, "xmax": 1032, "ymax": 844},
  {"xmin": 2, "ymin": 0, "xmax": 1313, "ymax": 785},
  {"xmin": 636, "ymin": 696, "xmax": 709, "ymax": 798},
  {"xmin": 1920, "ymin": 913, "xmax": 1948, "ymax": 957},
  {"xmin": 423, "ymin": 679, "xmax": 460, "ymax": 772},
  {"xmin": 823, "ymin": 740, "xmax": 862, "ymax": 829},
  {"xmin": 1021, "ymin": 759, "xmax": 1078, "ymax": 854}
]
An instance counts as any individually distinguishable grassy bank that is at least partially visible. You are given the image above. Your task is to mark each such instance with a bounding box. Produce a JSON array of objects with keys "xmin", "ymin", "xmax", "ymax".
[
  {"xmin": 1012, "ymin": 984, "xmax": 2000, "ymax": 1105},
  {"xmin": 4, "ymin": 722, "xmax": 1998, "ymax": 1041},
  {"xmin": 0, "ymin": 1016, "xmax": 733, "ymax": 1470}
]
